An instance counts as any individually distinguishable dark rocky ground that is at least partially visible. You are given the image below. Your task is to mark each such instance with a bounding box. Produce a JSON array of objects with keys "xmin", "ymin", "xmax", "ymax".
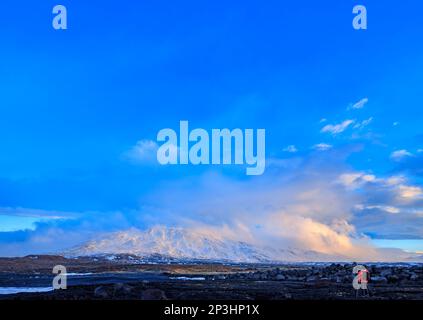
[{"xmin": 1, "ymin": 256, "xmax": 422, "ymax": 300}]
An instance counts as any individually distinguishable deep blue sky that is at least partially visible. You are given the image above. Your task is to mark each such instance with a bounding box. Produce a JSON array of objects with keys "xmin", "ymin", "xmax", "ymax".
[{"xmin": 0, "ymin": 1, "xmax": 422, "ymax": 255}]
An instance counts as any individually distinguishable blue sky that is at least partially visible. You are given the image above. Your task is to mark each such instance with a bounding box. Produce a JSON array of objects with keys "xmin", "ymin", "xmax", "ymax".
[{"xmin": 0, "ymin": 0, "xmax": 422, "ymax": 258}]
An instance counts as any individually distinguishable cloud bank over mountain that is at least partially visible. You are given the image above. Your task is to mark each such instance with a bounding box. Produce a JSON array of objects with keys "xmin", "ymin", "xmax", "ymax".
[{"xmin": 136, "ymin": 147, "xmax": 422, "ymax": 261}]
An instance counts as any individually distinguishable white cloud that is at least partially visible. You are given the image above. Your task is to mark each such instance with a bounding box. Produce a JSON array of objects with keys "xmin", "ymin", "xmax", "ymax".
[
  {"xmin": 312, "ymin": 143, "xmax": 333, "ymax": 151},
  {"xmin": 321, "ymin": 119, "xmax": 355, "ymax": 135},
  {"xmin": 124, "ymin": 139, "xmax": 159, "ymax": 164},
  {"xmin": 357, "ymin": 205, "xmax": 400, "ymax": 214},
  {"xmin": 142, "ymin": 167, "xmax": 377, "ymax": 260},
  {"xmin": 353, "ymin": 117, "xmax": 373, "ymax": 130},
  {"xmin": 283, "ymin": 145, "xmax": 298, "ymax": 153},
  {"xmin": 390, "ymin": 149, "xmax": 413, "ymax": 162},
  {"xmin": 339, "ymin": 172, "xmax": 422, "ymax": 202},
  {"xmin": 349, "ymin": 97, "xmax": 368, "ymax": 110},
  {"xmin": 141, "ymin": 157, "xmax": 420, "ymax": 261},
  {"xmin": 380, "ymin": 176, "xmax": 422, "ymax": 202},
  {"xmin": 337, "ymin": 172, "xmax": 376, "ymax": 189},
  {"xmin": 385, "ymin": 176, "xmax": 406, "ymax": 186},
  {"xmin": 0, "ymin": 207, "xmax": 74, "ymax": 219},
  {"xmin": 398, "ymin": 185, "xmax": 423, "ymax": 200}
]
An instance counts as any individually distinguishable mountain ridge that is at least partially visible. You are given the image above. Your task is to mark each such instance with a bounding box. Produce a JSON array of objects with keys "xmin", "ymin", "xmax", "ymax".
[{"xmin": 64, "ymin": 226, "xmax": 347, "ymax": 263}]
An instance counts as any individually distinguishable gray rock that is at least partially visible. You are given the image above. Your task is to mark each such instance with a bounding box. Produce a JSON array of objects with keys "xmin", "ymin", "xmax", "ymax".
[
  {"xmin": 252, "ymin": 273, "xmax": 261, "ymax": 280},
  {"xmin": 276, "ymin": 274, "xmax": 286, "ymax": 281},
  {"xmin": 141, "ymin": 288, "xmax": 167, "ymax": 300},
  {"xmin": 371, "ymin": 276, "xmax": 388, "ymax": 284},
  {"xmin": 113, "ymin": 283, "xmax": 133, "ymax": 295},
  {"xmin": 410, "ymin": 274, "xmax": 419, "ymax": 281},
  {"xmin": 380, "ymin": 269, "xmax": 393, "ymax": 277},
  {"xmin": 94, "ymin": 286, "xmax": 109, "ymax": 299}
]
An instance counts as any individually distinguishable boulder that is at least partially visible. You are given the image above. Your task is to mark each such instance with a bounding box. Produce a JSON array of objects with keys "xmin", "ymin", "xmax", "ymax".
[
  {"xmin": 371, "ymin": 276, "xmax": 388, "ymax": 284},
  {"xmin": 306, "ymin": 276, "xmax": 319, "ymax": 282},
  {"xmin": 141, "ymin": 288, "xmax": 167, "ymax": 300},
  {"xmin": 410, "ymin": 274, "xmax": 419, "ymax": 281},
  {"xmin": 113, "ymin": 283, "xmax": 133, "ymax": 295},
  {"xmin": 94, "ymin": 286, "xmax": 110, "ymax": 299},
  {"xmin": 276, "ymin": 274, "xmax": 286, "ymax": 281},
  {"xmin": 380, "ymin": 269, "xmax": 393, "ymax": 277}
]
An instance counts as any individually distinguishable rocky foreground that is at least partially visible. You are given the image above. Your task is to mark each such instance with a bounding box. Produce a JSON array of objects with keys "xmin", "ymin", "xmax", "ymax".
[{"xmin": 0, "ymin": 255, "xmax": 422, "ymax": 300}]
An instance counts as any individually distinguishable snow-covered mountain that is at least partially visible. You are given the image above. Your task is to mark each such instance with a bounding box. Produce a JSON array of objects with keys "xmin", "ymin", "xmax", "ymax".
[{"xmin": 64, "ymin": 226, "xmax": 346, "ymax": 263}]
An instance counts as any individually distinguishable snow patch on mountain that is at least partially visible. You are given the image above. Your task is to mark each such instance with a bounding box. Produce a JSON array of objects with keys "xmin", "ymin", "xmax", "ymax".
[{"xmin": 64, "ymin": 226, "xmax": 347, "ymax": 263}]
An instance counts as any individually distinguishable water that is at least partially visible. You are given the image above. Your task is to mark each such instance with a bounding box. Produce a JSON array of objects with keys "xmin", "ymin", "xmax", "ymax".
[
  {"xmin": 170, "ymin": 276, "xmax": 206, "ymax": 281},
  {"xmin": 0, "ymin": 287, "xmax": 54, "ymax": 295},
  {"xmin": 0, "ymin": 271, "xmax": 188, "ymax": 295}
]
